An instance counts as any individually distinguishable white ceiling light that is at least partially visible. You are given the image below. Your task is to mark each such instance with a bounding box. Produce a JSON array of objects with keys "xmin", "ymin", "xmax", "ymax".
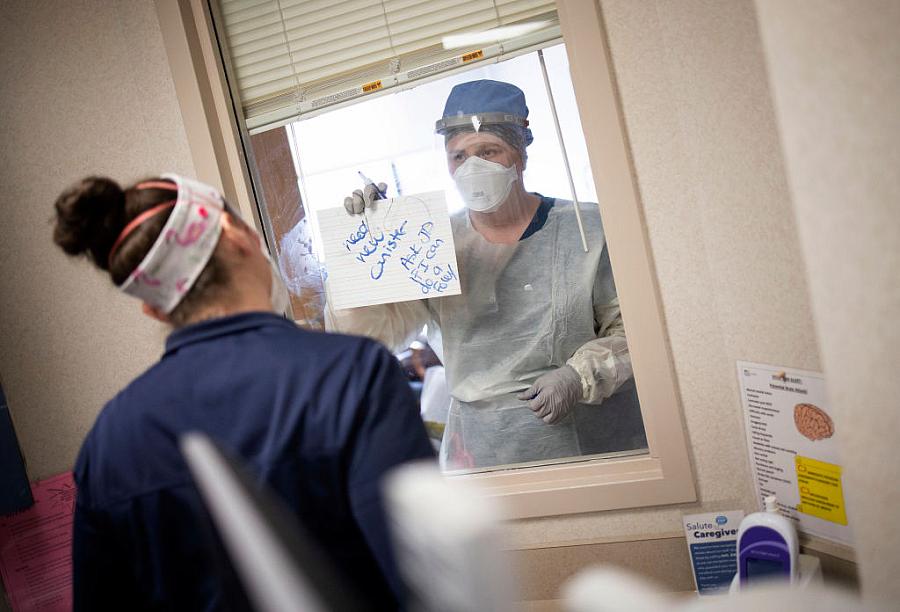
[{"xmin": 442, "ymin": 21, "xmax": 552, "ymax": 50}]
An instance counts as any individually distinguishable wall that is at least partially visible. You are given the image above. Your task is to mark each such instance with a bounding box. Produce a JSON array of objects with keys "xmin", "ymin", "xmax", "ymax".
[
  {"xmin": 754, "ymin": 1, "xmax": 900, "ymax": 604},
  {"xmin": 0, "ymin": 0, "xmax": 194, "ymax": 480},
  {"xmin": 0, "ymin": 0, "xmax": 859, "ymax": 605},
  {"xmin": 506, "ymin": 0, "xmax": 826, "ymax": 595}
]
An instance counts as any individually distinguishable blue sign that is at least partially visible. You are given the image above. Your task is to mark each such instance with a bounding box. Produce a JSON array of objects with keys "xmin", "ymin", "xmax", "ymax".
[{"xmin": 683, "ymin": 510, "xmax": 744, "ymax": 595}]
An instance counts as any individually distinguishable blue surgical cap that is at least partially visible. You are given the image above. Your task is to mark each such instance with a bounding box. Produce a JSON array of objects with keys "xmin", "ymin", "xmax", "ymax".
[{"xmin": 438, "ymin": 80, "xmax": 534, "ymax": 147}]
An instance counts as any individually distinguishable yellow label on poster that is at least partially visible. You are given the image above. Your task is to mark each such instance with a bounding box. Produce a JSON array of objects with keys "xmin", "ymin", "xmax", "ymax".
[{"xmin": 795, "ymin": 456, "xmax": 847, "ymax": 525}]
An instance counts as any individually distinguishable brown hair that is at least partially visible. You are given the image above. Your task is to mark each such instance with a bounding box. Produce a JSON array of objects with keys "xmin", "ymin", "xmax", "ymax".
[{"xmin": 52, "ymin": 176, "xmax": 229, "ymax": 327}]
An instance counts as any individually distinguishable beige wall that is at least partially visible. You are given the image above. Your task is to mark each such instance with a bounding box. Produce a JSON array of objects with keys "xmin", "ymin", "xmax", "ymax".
[
  {"xmin": 505, "ymin": 0, "xmax": 819, "ymax": 555},
  {"xmin": 0, "ymin": 0, "xmax": 194, "ymax": 480},
  {"xmin": 754, "ymin": 1, "xmax": 900, "ymax": 603},
  {"xmin": 1, "ymin": 0, "xmax": 874, "ymax": 604}
]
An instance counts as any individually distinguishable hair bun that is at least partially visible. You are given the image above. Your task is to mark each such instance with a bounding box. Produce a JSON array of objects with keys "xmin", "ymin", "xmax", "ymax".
[{"xmin": 53, "ymin": 176, "xmax": 126, "ymax": 270}]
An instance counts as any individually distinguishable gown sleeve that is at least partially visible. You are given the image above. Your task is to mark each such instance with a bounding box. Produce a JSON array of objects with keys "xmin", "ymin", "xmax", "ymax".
[
  {"xmin": 565, "ymin": 245, "xmax": 634, "ymax": 404},
  {"xmin": 325, "ymin": 299, "xmax": 431, "ymax": 353}
]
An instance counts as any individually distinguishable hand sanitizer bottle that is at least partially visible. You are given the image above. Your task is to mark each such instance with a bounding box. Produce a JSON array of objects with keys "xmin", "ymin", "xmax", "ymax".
[{"xmin": 736, "ymin": 495, "xmax": 799, "ymax": 587}]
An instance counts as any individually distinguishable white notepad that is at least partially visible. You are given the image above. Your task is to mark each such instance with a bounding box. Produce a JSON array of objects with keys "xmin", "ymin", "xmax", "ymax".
[{"xmin": 318, "ymin": 191, "xmax": 461, "ymax": 310}]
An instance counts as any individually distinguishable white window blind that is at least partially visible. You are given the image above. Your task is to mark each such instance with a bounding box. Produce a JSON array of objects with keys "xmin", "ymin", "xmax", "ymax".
[{"xmin": 216, "ymin": 0, "xmax": 560, "ymax": 133}]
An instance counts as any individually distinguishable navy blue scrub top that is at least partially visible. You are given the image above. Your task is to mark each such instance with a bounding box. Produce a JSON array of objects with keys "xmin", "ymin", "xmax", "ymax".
[{"xmin": 72, "ymin": 312, "xmax": 435, "ymax": 611}]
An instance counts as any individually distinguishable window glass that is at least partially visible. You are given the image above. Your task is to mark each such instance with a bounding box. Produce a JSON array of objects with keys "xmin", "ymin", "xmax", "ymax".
[
  {"xmin": 250, "ymin": 44, "xmax": 648, "ymax": 474},
  {"xmin": 288, "ymin": 46, "xmax": 596, "ymax": 219}
]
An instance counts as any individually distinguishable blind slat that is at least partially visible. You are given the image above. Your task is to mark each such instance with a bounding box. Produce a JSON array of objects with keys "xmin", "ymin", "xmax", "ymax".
[
  {"xmin": 282, "ymin": 8, "xmax": 390, "ymax": 48},
  {"xmin": 221, "ymin": 0, "xmax": 274, "ymax": 17},
  {"xmin": 222, "ymin": 2, "xmax": 278, "ymax": 27},
  {"xmin": 226, "ymin": 21, "xmax": 288, "ymax": 49},
  {"xmin": 280, "ymin": 0, "xmax": 384, "ymax": 23}
]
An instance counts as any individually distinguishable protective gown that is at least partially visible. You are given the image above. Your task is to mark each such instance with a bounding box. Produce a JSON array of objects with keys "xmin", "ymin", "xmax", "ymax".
[{"xmin": 327, "ymin": 197, "xmax": 647, "ymax": 469}]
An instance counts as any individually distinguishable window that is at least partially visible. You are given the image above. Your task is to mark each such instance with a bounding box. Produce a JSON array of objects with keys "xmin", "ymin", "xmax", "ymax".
[
  {"xmin": 286, "ymin": 46, "xmax": 597, "ymax": 217},
  {"xmin": 157, "ymin": 0, "xmax": 695, "ymax": 517},
  {"xmin": 260, "ymin": 44, "xmax": 650, "ymax": 474}
]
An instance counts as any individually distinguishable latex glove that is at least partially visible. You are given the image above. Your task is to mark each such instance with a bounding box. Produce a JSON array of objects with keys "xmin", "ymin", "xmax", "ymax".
[
  {"xmin": 343, "ymin": 181, "xmax": 387, "ymax": 214},
  {"xmin": 517, "ymin": 365, "xmax": 583, "ymax": 424}
]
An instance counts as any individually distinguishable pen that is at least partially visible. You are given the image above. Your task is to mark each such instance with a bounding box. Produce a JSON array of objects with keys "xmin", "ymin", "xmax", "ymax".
[{"xmin": 358, "ymin": 171, "xmax": 387, "ymax": 200}]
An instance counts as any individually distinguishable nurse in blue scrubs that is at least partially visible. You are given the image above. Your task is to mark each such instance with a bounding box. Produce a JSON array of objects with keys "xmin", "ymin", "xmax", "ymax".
[{"xmin": 53, "ymin": 174, "xmax": 433, "ymax": 611}]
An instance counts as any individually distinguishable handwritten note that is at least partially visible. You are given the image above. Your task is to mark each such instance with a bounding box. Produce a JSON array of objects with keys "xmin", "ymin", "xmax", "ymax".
[
  {"xmin": 318, "ymin": 191, "xmax": 461, "ymax": 310},
  {"xmin": 0, "ymin": 472, "xmax": 75, "ymax": 612}
]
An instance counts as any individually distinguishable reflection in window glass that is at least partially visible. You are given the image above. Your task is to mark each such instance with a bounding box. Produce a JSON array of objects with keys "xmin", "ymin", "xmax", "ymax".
[{"xmin": 256, "ymin": 44, "xmax": 647, "ymax": 473}]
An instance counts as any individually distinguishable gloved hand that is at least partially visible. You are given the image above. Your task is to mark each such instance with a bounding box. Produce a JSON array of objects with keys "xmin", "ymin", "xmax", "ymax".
[
  {"xmin": 517, "ymin": 365, "xmax": 584, "ymax": 424},
  {"xmin": 343, "ymin": 181, "xmax": 387, "ymax": 214}
]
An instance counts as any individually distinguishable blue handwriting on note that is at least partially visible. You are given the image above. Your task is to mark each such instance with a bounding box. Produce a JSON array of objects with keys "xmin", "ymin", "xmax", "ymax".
[
  {"xmin": 346, "ymin": 220, "xmax": 409, "ymax": 280},
  {"xmin": 401, "ymin": 221, "xmax": 456, "ymax": 294},
  {"xmin": 343, "ymin": 221, "xmax": 369, "ymax": 251}
]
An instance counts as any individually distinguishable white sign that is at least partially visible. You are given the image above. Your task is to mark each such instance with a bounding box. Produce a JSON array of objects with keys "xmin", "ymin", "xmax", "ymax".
[
  {"xmin": 737, "ymin": 361, "xmax": 852, "ymax": 546},
  {"xmin": 318, "ymin": 191, "xmax": 461, "ymax": 310}
]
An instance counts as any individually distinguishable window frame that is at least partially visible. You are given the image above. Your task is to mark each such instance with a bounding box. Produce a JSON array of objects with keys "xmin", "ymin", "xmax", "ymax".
[{"xmin": 155, "ymin": 0, "xmax": 696, "ymax": 519}]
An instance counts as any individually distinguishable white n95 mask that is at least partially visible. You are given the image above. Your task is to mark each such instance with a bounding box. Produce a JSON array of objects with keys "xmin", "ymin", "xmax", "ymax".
[{"xmin": 452, "ymin": 156, "xmax": 518, "ymax": 213}]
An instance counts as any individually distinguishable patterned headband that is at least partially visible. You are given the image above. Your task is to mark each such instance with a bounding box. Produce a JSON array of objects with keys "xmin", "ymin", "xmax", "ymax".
[{"xmin": 115, "ymin": 174, "xmax": 225, "ymax": 313}]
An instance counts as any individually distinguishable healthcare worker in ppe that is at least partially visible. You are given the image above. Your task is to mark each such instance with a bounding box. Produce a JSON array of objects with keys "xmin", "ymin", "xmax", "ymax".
[
  {"xmin": 53, "ymin": 174, "xmax": 434, "ymax": 610},
  {"xmin": 329, "ymin": 79, "xmax": 646, "ymax": 470}
]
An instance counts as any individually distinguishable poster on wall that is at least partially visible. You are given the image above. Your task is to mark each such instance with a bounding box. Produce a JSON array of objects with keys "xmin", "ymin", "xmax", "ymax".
[
  {"xmin": 737, "ymin": 361, "xmax": 852, "ymax": 546},
  {"xmin": 0, "ymin": 472, "xmax": 75, "ymax": 612}
]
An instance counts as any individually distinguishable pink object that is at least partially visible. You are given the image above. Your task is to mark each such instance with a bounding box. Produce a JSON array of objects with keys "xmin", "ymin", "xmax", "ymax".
[
  {"xmin": 0, "ymin": 472, "xmax": 76, "ymax": 612},
  {"xmin": 131, "ymin": 269, "xmax": 162, "ymax": 287}
]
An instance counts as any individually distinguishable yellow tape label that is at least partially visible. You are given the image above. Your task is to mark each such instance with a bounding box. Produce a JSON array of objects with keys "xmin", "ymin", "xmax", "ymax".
[
  {"xmin": 462, "ymin": 50, "xmax": 484, "ymax": 63},
  {"xmin": 795, "ymin": 456, "xmax": 847, "ymax": 525},
  {"xmin": 362, "ymin": 80, "xmax": 383, "ymax": 93}
]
